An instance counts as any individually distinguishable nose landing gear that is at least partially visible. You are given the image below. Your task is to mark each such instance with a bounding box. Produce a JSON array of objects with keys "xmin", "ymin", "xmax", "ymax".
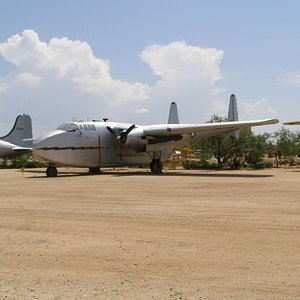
[
  {"xmin": 88, "ymin": 167, "xmax": 101, "ymax": 174},
  {"xmin": 46, "ymin": 165, "xmax": 58, "ymax": 177}
]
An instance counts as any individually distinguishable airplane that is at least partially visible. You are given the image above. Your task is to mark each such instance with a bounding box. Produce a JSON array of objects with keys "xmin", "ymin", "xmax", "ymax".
[
  {"xmin": 33, "ymin": 95, "xmax": 279, "ymax": 177},
  {"xmin": 0, "ymin": 114, "xmax": 33, "ymax": 158},
  {"xmin": 283, "ymin": 121, "xmax": 300, "ymax": 125}
]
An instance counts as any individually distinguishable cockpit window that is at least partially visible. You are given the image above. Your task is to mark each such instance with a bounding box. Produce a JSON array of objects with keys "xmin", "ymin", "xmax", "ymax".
[{"xmin": 57, "ymin": 123, "xmax": 80, "ymax": 132}]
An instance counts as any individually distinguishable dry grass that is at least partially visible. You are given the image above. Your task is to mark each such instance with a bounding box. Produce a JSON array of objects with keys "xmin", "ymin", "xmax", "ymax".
[{"xmin": 0, "ymin": 167, "xmax": 299, "ymax": 299}]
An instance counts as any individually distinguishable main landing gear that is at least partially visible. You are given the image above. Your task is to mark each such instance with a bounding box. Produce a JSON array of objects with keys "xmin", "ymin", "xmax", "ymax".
[
  {"xmin": 46, "ymin": 165, "xmax": 58, "ymax": 177},
  {"xmin": 148, "ymin": 150, "xmax": 164, "ymax": 175},
  {"xmin": 150, "ymin": 159, "xmax": 163, "ymax": 174}
]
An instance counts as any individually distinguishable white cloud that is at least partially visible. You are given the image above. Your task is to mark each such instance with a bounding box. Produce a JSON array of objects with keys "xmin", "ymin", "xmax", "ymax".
[
  {"xmin": 0, "ymin": 82, "xmax": 8, "ymax": 93},
  {"xmin": 141, "ymin": 41, "xmax": 223, "ymax": 85},
  {"xmin": 140, "ymin": 41, "xmax": 224, "ymax": 123},
  {"xmin": 210, "ymin": 99, "xmax": 228, "ymax": 116},
  {"xmin": 281, "ymin": 71, "xmax": 300, "ymax": 86},
  {"xmin": 241, "ymin": 98, "xmax": 277, "ymax": 119},
  {"xmin": 0, "ymin": 30, "xmax": 224, "ymax": 134},
  {"xmin": 16, "ymin": 72, "xmax": 41, "ymax": 88},
  {"xmin": 0, "ymin": 29, "xmax": 143, "ymax": 103},
  {"xmin": 135, "ymin": 108, "xmax": 149, "ymax": 115}
]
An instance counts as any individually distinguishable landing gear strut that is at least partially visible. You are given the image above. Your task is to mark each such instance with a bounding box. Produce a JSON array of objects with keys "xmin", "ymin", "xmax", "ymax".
[
  {"xmin": 150, "ymin": 159, "xmax": 163, "ymax": 174},
  {"xmin": 46, "ymin": 165, "xmax": 58, "ymax": 177}
]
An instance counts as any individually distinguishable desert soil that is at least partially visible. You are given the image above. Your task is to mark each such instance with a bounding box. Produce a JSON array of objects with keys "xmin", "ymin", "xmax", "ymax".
[{"xmin": 0, "ymin": 167, "xmax": 299, "ymax": 299}]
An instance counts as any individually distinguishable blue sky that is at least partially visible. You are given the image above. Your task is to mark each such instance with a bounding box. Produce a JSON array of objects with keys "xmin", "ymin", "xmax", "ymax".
[{"xmin": 0, "ymin": 0, "xmax": 300, "ymax": 135}]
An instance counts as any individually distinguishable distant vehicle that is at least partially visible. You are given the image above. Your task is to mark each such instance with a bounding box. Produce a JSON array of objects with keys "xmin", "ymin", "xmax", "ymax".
[
  {"xmin": 33, "ymin": 96, "xmax": 278, "ymax": 177},
  {"xmin": 284, "ymin": 121, "xmax": 300, "ymax": 125},
  {"xmin": 194, "ymin": 149, "xmax": 202, "ymax": 157},
  {"xmin": 0, "ymin": 114, "xmax": 33, "ymax": 158}
]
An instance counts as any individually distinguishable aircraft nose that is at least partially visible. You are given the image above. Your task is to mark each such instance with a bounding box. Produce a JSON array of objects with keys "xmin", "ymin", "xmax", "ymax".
[
  {"xmin": 33, "ymin": 130, "xmax": 65, "ymax": 163},
  {"xmin": 33, "ymin": 130, "xmax": 63, "ymax": 149}
]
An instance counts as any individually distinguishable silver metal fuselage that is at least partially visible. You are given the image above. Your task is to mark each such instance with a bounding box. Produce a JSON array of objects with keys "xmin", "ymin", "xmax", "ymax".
[
  {"xmin": 33, "ymin": 121, "xmax": 172, "ymax": 168},
  {"xmin": 0, "ymin": 140, "xmax": 21, "ymax": 157}
]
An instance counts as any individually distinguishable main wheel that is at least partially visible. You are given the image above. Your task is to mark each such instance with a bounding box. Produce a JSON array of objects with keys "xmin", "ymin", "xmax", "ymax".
[
  {"xmin": 46, "ymin": 166, "xmax": 58, "ymax": 177},
  {"xmin": 89, "ymin": 167, "xmax": 101, "ymax": 174},
  {"xmin": 150, "ymin": 159, "xmax": 163, "ymax": 174}
]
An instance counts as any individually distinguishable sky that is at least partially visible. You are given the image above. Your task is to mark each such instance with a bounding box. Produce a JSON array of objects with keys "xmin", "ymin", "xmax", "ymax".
[{"xmin": 0, "ymin": 0, "xmax": 300, "ymax": 136}]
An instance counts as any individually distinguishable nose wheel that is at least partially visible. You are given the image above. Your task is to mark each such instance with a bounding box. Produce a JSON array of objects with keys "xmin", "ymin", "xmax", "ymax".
[
  {"xmin": 46, "ymin": 165, "xmax": 58, "ymax": 177},
  {"xmin": 150, "ymin": 159, "xmax": 163, "ymax": 174},
  {"xmin": 89, "ymin": 167, "xmax": 101, "ymax": 174}
]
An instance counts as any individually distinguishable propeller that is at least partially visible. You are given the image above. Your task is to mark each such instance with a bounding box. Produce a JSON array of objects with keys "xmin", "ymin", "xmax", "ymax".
[{"xmin": 106, "ymin": 124, "xmax": 136, "ymax": 161}]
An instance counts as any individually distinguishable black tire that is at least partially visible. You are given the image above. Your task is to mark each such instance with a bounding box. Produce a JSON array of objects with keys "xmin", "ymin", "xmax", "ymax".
[
  {"xmin": 46, "ymin": 166, "xmax": 58, "ymax": 177},
  {"xmin": 89, "ymin": 167, "xmax": 101, "ymax": 174},
  {"xmin": 150, "ymin": 159, "xmax": 163, "ymax": 174}
]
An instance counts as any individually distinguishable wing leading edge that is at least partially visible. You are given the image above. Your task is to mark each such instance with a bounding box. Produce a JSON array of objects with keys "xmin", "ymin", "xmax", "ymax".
[{"xmin": 142, "ymin": 118, "xmax": 279, "ymax": 136}]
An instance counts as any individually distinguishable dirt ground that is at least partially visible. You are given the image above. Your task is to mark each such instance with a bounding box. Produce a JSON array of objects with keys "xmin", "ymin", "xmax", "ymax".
[{"xmin": 0, "ymin": 167, "xmax": 299, "ymax": 299}]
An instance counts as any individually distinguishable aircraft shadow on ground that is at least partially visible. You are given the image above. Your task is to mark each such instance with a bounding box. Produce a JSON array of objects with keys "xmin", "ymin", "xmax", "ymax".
[
  {"xmin": 25, "ymin": 169, "xmax": 274, "ymax": 179},
  {"xmin": 109, "ymin": 171, "xmax": 274, "ymax": 178}
]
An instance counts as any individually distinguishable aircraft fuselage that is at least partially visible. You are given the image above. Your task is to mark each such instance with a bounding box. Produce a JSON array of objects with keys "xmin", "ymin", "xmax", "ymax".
[{"xmin": 33, "ymin": 121, "xmax": 172, "ymax": 168}]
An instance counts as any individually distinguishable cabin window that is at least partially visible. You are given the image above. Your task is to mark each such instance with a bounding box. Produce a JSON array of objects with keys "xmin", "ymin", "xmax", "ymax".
[
  {"xmin": 88, "ymin": 124, "xmax": 96, "ymax": 130},
  {"xmin": 57, "ymin": 122, "xmax": 96, "ymax": 132}
]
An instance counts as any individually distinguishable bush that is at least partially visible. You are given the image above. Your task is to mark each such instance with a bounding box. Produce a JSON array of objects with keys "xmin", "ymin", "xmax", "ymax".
[
  {"xmin": 182, "ymin": 160, "xmax": 222, "ymax": 170},
  {"xmin": 228, "ymin": 157, "xmax": 242, "ymax": 169},
  {"xmin": 248, "ymin": 161, "xmax": 273, "ymax": 169}
]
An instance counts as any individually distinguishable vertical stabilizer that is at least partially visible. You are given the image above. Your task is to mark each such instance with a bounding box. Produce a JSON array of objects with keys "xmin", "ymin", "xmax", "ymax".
[
  {"xmin": 228, "ymin": 94, "xmax": 239, "ymax": 139},
  {"xmin": 228, "ymin": 94, "xmax": 238, "ymax": 121},
  {"xmin": 1, "ymin": 114, "xmax": 33, "ymax": 147},
  {"xmin": 168, "ymin": 102, "xmax": 179, "ymax": 124}
]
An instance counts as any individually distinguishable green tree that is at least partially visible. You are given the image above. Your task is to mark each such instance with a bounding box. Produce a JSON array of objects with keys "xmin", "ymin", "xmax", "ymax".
[
  {"xmin": 272, "ymin": 128, "xmax": 299, "ymax": 166},
  {"xmin": 244, "ymin": 132, "xmax": 270, "ymax": 168},
  {"xmin": 189, "ymin": 115, "xmax": 272, "ymax": 169},
  {"xmin": 190, "ymin": 115, "xmax": 235, "ymax": 167}
]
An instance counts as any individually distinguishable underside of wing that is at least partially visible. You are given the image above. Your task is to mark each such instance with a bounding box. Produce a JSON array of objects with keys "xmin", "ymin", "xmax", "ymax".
[
  {"xmin": 12, "ymin": 146, "xmax": 33, "ymax": 153},
  {"xmin": 284, "ymin": 121, "xmax": 300, "ymax": 125}
]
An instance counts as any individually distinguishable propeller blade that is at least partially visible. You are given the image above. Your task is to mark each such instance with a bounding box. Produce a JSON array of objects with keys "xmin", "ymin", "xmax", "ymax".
[
  {"xmin": 107, "ymin": 124, "xmax": 136, "ymax": 161},
  {"xmin": 106, "ymin": 126, "xmax": 118, "ymax": 137},
  {"xmin": 124, "ymin": 124, "xmax": 136, "ymax": 135},
  {"xmin": 119, "ymin": 124, "xmax": 136, "ymax": 144}
]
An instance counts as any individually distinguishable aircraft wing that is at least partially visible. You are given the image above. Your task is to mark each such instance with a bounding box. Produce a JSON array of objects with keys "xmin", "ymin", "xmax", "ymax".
[
  {"xmin": 12, "ymin": 146, "xmax": 32, "ymax": 152},
  {"xmin": 284, "ymin": 121, "xmax": 300, "ymax": 125},
  {"xmin": 142, "ymin": 118, "xmax": 279, "ymax": 136}
]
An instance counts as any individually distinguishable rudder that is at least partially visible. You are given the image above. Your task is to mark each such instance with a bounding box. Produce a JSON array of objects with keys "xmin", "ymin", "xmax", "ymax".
[
  {"xmin": 228, "ymin": 94, "xmax": 239, "ymax": 139},
  {"xmin": 168, "ymin": 102, "xmax": 179, "ymax": 124}
]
